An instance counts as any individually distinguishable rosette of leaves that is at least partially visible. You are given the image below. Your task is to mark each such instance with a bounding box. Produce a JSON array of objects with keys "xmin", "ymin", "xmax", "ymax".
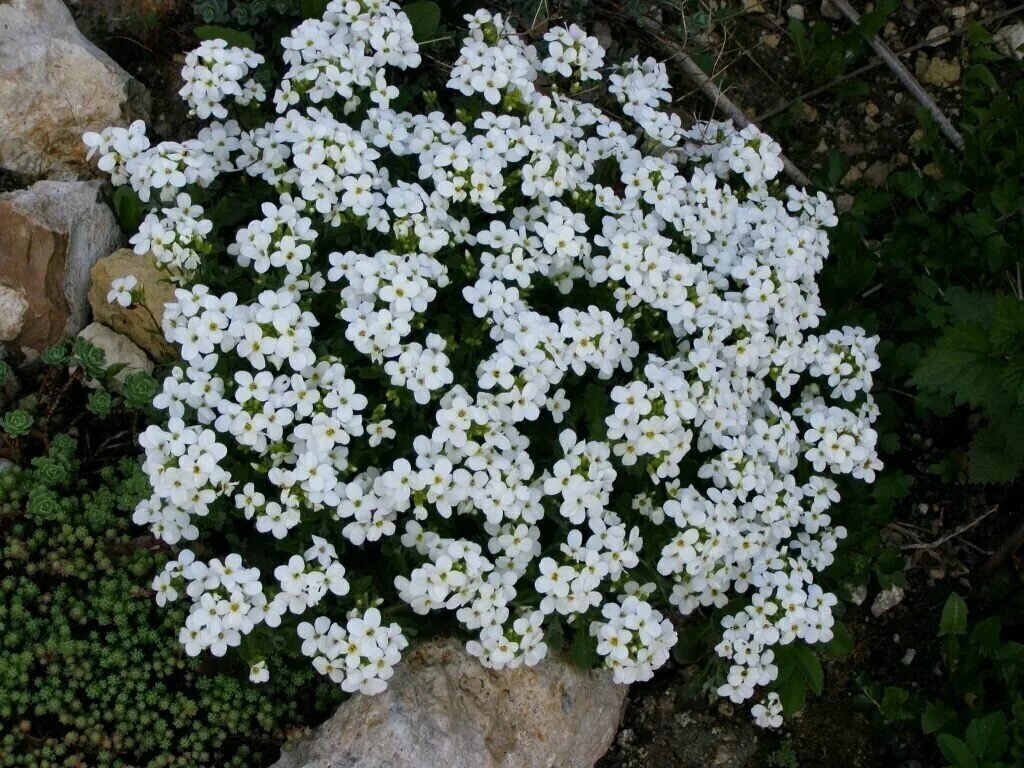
[
  {"xmin": 87, "ymin": 388, "xmax": 114, "ymax": 418},
  {"xmin": 0, "ymin": 409, "xmax": 32, "ymax": 438},
  {"xmin": 193, "ymin": 0, "xmax": 297, "ymax": 26},
  {"xmin": 0, "ymin": 435, "xmax": 344, "ymax": 767},
  {"xmin": 123, "ymin": 371, "xmax": 160, "ymax": 411}
]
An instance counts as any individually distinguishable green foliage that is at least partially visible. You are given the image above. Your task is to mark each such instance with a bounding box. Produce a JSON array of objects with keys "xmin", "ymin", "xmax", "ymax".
[
  {"xmin": 774, "ymin": 644, "xmax": 825, "ymax": 715},
  {"xmin": 404, "ymin": 1, "xmax": 441, "ymax": 41},
  {"xmin": 859, "ymin": 589, "xmax": 1024, "ymax": 768},
  {"xmin": 195, "ymin": 23, "xmax": 258, "ymax": 49},
  {"xmin": 940, "ymin": 592, "xmax": 969, "ymax": 637},
  {"xmin": 817, "ymin": 30, "xmax": 1024, "ymax": 487},
  {"xmin": 768, "ymin": 737, "xmax": 800, "ymax": 768},
  {"xmin": 123, "ymin": 371, "xmax": 160, "ymax": 411},
  {"xmin": 112, "ymin": 185, "xmax": 144, "ymax": 234},
  {"xmin": 0, "ymin": 438, "xmax": 343, "ymax": 767},
  {"xmin": 192, "ymin": 0, "xmax": 297, "ymax": 28}
]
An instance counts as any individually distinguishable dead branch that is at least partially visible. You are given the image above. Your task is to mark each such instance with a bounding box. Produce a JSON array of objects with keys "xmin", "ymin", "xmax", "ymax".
[
  {"xmin": 901, "ymin": 505, "xmax": 998, "ymax": 552},
  {"xmin": 634, "ymin": 16, "xmax": 812, "ymax": 187},
  {"xmin": 826, "ymin": 0, "xmax": 965, "ymax": 151}
]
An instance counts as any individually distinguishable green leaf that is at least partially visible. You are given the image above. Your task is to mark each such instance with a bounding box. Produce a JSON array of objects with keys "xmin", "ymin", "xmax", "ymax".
[
  {"xmin": 195, "ymin": 25, "xmax": 257, "ymax": 49},
  {"xmin": 86, "ymin": 389, "xmax": 112, "ymax": 418},
  {"xmin": 965, "ymin": 712, "xmax": 1007, "ymax": 759},
  {"xmin": 946, "ymin": 289, "xmax": 996, "ymax": 326},
  {"xmin": 777, "ymin": 671, "xmax": 807, "ymax": 715},
  {"xmin": 300, "ymin": 0, "xmax": 329, "ymax": 18},
  {"xmin": 937, "ymin": 734, "xmax": 978, "ymax": 768},
  {"xmin": 671, "ymin": 621, "xmax": 710, "ymax": 664},
  {"xmin": 821, "ymin": 622, "xmax": 853, "ymax": 657},
  {"xmin": 794, "ymin": 646, "xmax": 824, "ymax": 696},
  {"xmin": 570, "ymin": 626, "xmax": 598, "ymax": 670},
  {"xmin": 112, "ymin": 186, "xmax": 144, "ymax": 233},
  {"xmin": 207, "ymin": 193, "xmax": 253, "ymax": 229},
  {"xmin": 879, "ymin": 686, "xmax": 914, "ymax": 722},
  {"xmin": 969, "ymin": 616, "xmax": 1002, "ymax": 657},
  {"xmin": 403, "ymin": 1, "xmax": 440, "ymax": 42},
  {"xmin": 939, "ymin": 593, "xmax": 968, "ymax": 637},
  {"xmin": 922, "ymin": 701, "xmax": 957, "ymax": 734}
]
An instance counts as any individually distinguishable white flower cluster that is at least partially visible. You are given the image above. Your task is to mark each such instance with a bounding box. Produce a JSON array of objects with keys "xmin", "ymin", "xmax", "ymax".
[
  {"xmin": 89, "ymin": 1, "xmax": 882, "ymax": 723},
  {"xmin": 297, "ymin": 607, "xmax": 408, "ymax": 694},
  {"xmin": 131, "ymin": 192, "xmax": 213, "ymax": 276},
  {"xmin": 180, "ymin": 39, "xmax": 266, "ymax": 119}
]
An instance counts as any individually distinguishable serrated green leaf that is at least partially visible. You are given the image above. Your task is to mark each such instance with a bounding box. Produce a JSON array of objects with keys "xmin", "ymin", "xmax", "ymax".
[
  {"xmin": 945, "ymin": 289, "xmax": 995, "ymax": 327},
  {"xmin": 912, "ymin": 325, "xmax": 1010, "ymax": 412},
  {"xmin": 990, "ymin": 294, "xmax": 1024, "ymax": 354},
  {"xmin": 967, "ymin": 420, "xmax": 1024, "ymax": 484},
  {"xmin": 939, "ymin": 593, "xmax": 968, "ymax": 637},
  {"xmin": 195, "ymin": 25, "xmax": 257, "ymax": 49}
]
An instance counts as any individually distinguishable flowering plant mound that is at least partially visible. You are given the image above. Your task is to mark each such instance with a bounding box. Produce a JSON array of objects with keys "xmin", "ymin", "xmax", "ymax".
[{"xmin": 85, "ymin": 1, "xmax": 881, "ymax": 723}]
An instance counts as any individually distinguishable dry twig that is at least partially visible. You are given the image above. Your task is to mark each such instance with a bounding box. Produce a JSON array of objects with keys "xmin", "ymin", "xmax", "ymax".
[
  {"xmin": 634, "ymin": 16, "xmax": 812, "ymax": 187},
  {"xmin": 901, "ymin": 505, "xmax": 999, "ymax": 552},
  {"xmin": 757, "ymin": 3, "xmax": 1024, "ymax": 123},
  {"xmin": 826, "ymin": 0, "xmax": 965, "ymax": 150}
]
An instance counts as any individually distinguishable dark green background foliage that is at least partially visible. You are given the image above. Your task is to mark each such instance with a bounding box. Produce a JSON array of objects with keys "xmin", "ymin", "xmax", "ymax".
[
  {"xmin": 817, "ymin": 23, "xmax": 1024, "ymax": 486},
  {"xmin": 760, "ymin": 16, "xmax": 1024, "ymax": 767}
]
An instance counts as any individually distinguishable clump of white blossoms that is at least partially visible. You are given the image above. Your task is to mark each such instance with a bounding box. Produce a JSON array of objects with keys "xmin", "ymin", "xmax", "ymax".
[
  {"xmin": 180, "ymin": 39, "xmax": 266, "ymax": 119},
  {"xmin": 86, "ymin": 1, "xmax": 881, "ymax": 726}
]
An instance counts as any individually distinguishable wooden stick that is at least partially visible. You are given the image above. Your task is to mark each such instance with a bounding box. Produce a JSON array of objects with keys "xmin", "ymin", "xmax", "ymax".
[
  {"xmin": 900, "ymin": 505, "xmax": 998, "ymax": 552},
  {"xmin": 827, "ymin": 0, "xmax": 965, "ymax": 151},
  {"xmin": 758, "ymin": 2, "xmax": 1024, "ymax": 123},
  {"xmin": 636, "ymin": 16, "xmax": 813, "ymax": 187}
]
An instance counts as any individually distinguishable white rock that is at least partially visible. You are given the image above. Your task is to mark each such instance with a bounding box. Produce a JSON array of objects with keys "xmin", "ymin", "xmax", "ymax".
[
  {"xmin": 0, "ymin": 286, "xmax": 29, "ymax": 342},
  {"xmin": 788, "ymin": 4, "xmax": 805, "ymax": 21},
  {"xmin": 995, "ymin": 22, "xmax": 1024, "ymax": 61},
  {"xmin": 820, "ymin": 0, "xmax": 841, "ymax": 20},
  {"xmin": 77, "ymin": 322, "xmax": 153, "ymax": 390},
  {"xmin": 0, "ymin": 0, "xmax": 149, "ymax": 181},
  {"xmin": 925, "ymin": 25, "xmax": 950, "ymax": 47},
  {"xmin": 871, "ymin": 585, "xmax": 906, "ymax": 617},
  {"xmin": 270, "ymin": 638, "xmax": 627, "ymax": 768}
]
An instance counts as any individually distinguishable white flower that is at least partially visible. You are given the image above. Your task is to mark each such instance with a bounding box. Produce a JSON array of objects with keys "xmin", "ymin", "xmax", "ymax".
[
  {"xmin": 249, "ymin": 659, "xmax": 270, "ymax": 683},
  {"xmin": 107, "ymin": 275, "xmax": 138, "ymax": 307}
]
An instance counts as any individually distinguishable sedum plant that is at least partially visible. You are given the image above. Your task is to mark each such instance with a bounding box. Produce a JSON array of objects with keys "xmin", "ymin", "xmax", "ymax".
[
  {"xmin": 83, "ymin": 1, "xmax": 882, "ymax": 723},
  {"xmin": 0, "ymin": 391, "xmax": 342, "ymax": 767}
]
